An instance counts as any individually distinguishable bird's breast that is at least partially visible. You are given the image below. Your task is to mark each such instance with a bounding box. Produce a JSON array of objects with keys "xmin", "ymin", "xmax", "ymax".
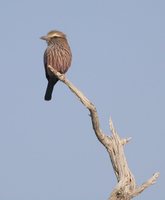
[{"xmin": 44, "ymin": 43, "xmax": 72, "ymax": 76}]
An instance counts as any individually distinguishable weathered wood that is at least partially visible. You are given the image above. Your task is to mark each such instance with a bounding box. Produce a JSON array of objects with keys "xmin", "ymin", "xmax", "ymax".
[{"xmin": 48, "ymin": 65, "xmax": 159, "ymax": 200}]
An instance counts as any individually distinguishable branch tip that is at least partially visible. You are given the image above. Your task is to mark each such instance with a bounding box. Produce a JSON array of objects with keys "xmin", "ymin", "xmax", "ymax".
[{"xmin": 121, "ymin": 137, "xmax": 132, "ymax": 145}]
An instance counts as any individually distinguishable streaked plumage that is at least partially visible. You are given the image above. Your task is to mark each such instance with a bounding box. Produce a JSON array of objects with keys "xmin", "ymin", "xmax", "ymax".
[{"xmin": 41, "ymin": 30, "xmax": 72, "ymax": 101}]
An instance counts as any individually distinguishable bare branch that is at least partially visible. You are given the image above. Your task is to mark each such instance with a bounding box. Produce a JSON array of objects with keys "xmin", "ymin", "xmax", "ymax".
[
  {"xmin": 130, "ymin": 172, "xmax": 160, "ymax": 198},
  {"xmin": 48, "ymin": 65, "xmax": 159, "ymax": 200}
]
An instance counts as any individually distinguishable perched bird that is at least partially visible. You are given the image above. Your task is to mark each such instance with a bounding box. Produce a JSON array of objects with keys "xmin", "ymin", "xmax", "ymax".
[{"xmin": 40, "ymin": 30, "xmax": 72, "ymax": 101}]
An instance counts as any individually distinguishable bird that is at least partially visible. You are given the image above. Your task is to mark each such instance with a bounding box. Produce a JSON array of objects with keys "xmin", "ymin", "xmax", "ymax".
[{"xmin": 40, "ymin": 30, "xmax": 72, "ymax": 101}]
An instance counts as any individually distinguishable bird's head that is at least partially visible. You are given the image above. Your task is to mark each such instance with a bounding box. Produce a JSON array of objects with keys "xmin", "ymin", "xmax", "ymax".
[{"xmin": 40, "ymin": 30, "xmax": 66, "ymax": 42}]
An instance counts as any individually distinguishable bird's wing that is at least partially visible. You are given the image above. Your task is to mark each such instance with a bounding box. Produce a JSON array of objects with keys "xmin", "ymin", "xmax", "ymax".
[{"xmin": 44, "ymin": 49, "xmax": 49, "ymax": 80}]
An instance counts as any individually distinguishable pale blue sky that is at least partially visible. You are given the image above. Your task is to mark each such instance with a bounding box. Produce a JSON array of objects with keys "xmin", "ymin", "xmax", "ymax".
[{"xmin": 0, "ymin": 0, "xmax": 164, "ymax": 199}]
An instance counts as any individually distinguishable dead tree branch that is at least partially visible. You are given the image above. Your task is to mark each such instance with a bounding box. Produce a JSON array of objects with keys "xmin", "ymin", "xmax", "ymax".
[{"xmin": 48, "ymin": 65, "xmax": 159, "ymax": 200}]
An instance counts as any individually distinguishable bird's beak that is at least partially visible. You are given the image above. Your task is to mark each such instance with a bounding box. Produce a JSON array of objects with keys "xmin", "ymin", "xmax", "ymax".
[{"xmin": 40, "ymin": 36, "xmax": 49, "ymax": 41}]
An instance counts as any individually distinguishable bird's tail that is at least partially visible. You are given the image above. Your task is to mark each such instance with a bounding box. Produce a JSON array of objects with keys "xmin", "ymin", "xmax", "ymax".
[{"xmin": 44, "ymin": 79, "xmax": 58, "ymax": 101}]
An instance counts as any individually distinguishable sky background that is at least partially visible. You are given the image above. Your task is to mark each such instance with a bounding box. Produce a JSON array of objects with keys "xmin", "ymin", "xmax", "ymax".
[{"xmin": 0, "ymin": 0, "xmax": 164, "ymax": 199}]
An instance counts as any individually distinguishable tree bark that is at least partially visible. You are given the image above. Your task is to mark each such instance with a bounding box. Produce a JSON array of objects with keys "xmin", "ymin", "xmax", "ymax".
[{"xmin": 48, "ymin": 65, "xmax": 159, "ymax": 200}]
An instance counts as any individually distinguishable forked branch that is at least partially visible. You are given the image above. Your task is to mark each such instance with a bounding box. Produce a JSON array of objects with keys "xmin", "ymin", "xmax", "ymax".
[{"xmin": 48, "ymin": 65, "xmax": 159, "ymax": 200}]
